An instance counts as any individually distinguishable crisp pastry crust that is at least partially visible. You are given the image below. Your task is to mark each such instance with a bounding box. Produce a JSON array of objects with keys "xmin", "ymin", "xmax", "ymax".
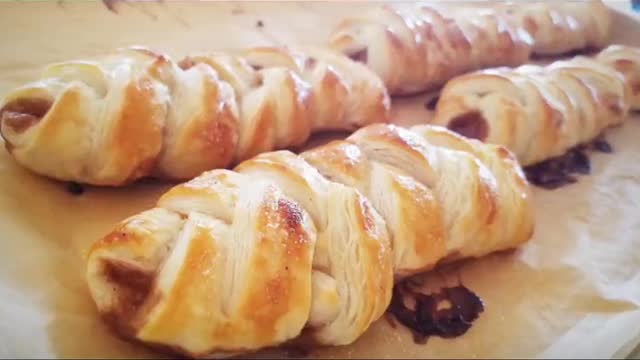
[
  {"xmin": 329, "ymin": 1, "xmax": 610, "ymax": 95},
  {"xmin": 499, "ymin": 0, "xmax": 611, "ymax": 55},
  {"xmin": 432, "ymin": 45, "xmax": 637, "ymax": 166},
  {"xmin": 86, "ymin": 124, "xmax": 534, "ymax": 358},
  {"xmin": 329, "ymin": 3, "xmax": 532, "ymax": 95},
  {"xmin": 0, "ymin": 46, "xmax": 389, "ymax": 186},
  {"xmin": 596, "ymin": 45, "xmax": 640, "ymax": 110}
]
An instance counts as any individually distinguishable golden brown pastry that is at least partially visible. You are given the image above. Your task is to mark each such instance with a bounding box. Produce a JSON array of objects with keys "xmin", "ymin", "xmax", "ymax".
[
  {"xmin": 328, "ymin": 1, "xmax": 611, "ymax": 95},
  {"xmin": 499, "ymin": 0, "xmax": 611, "ymax": 56},
  {"xmin": 431, "ymin": 45, "xmax": 637, "ymax": 166},
  {"xmin": 0, "ymin": 46, "xmax": 389, "ymax": 186},
  {"xmin": 329, "ymin": 3, "xmax": 532, "ymax": 95},
  {"xmin": 86, "ymin": 123, "xmax": 534, "ymax": 357},
  {"xmin": 595, "ymin": 45, "xmax": 640, "ymax": 110}
]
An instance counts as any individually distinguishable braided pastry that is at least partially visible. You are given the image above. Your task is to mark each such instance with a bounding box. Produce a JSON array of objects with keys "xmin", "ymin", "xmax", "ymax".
[
  {"xmin": 0, "ymin": 46, "xmax": 389, "ymax": 186},
  {"xmin": 595, "ymin": 45, "xmax": 640, "ymax": 110},
  {"xmin": 431, "ymin": 45, "xmax": 637, "ymax": 166},
  {"xmin": 86, "ymin": 123, "xmax": 534, "ymax": 357},
  {"xmin": 328, "ymin": 1, "xmax": 611, "ymax": 96},
  {"xmin": 329, "ymin": 3, "xmax": 532, "ymax": 95},
  {"xmin": 499, "ymin": 0, "xmax": 610, "ymax": 56}
]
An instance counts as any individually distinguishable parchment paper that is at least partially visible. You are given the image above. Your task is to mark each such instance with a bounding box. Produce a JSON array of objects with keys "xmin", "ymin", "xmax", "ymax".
[{"xmin": 1, "ymin": 1, "xmax": 639, "ymax": 358}]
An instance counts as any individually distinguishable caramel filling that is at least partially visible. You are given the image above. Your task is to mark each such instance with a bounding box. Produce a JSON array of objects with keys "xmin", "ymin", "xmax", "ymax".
[
  {"xmin": 0, "ymin": 97, "xmax": 52, "ymax": 134},
  {"xmin": 100, "ymin": 258, "xmax": 155, "ymax": 335},
  {"xmin": 447, "ymin": 111, "xmax": 488, "ymax": 141}
]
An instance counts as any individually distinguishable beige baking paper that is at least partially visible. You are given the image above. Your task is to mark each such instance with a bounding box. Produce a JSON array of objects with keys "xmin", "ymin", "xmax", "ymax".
[{"xmin": 0, "ymin": 1, "xmax": 640, "ymax": 358}]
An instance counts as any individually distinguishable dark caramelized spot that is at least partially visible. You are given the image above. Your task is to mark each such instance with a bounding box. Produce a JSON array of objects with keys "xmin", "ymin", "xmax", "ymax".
[
  {"xmin": 591, "ymin": 136, "xmax": 612, "ymax": 153},
  {"xmin": 0, "ymin": 98, "xmax": 52, "ymax": 133},
  {"xmin": 525, "ymin": 150, "xmax": 583, "ymax": 190},
  {"xmin": 347, "ymin": 48, "xmax": 368, "ymax": 64},
  {"xmin": 424, "ymin": 96, "xmax": 440, "ymax": 111},
  {"xmin": 178, "ymin": 57, "xmax": 195, "ymax": 70},
  {"xmin": 566, "ymin": 149, "xmax": 591, "ymax": 175},
  {"xmin": 524, "ymin": 136, "xmax": 613, "ymax": 190},
  {"xmin": 256, "ymin": 20, "xmax": 264, "ymax": 28},
  {"xmin": 447, "ymin": 111, "xmax": 488, "ymax": 141},
  {"xmin": 277, "ymin": 198, "xmax": 304, "ymax": 232},
  {"xmin": 66, "ymin": 182, "xmax": 85, "ymax": 196},
  {"xmin": 387, "ymin": 281, "xmax": 484, "ymax": 344},
  {"xmin": 273, "ymin": 197, "xmax": 311, "ymax": 261}
]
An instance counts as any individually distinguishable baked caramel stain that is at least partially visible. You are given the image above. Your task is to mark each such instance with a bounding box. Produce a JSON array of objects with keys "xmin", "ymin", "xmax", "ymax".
[
  {"xmin": 524, "ymin": 135, "xmax": 613, "ymax": 190},
  {"xmin": 592, "ymin": 137, "xmax": 612, "ymax": 153},
  {"xmin": 387, "ymin": 280, "xmax": 484, "ymax": 344},
  {"xmin": 66, "ymin": 182, "xmax": 85, "ymax": 196},
  {"xmin": 283, "ymin": 345, "xmax": 311, "ymax": 358}
]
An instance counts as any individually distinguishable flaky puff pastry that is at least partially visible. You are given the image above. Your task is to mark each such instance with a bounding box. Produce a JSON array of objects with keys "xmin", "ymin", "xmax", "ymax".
[
  {"xmin": 596, "ymin": 45, "xmax": 640, "ymax": 110},
  {"xmin": 498, "ymin": 0, "xmax": 610, "ymax": 56},
  {"xmin": 328, "ymin": 1, "xmax": 611, "ymax": 96},
  {"xmin": 86, "ymin": 124, "xmax": 533, "ymax": 357},
  {"xmin": 432, "ymin": 45, "xmax": 637, "ymax": 166},
  {"xmin": 329, "ymin": 3, "xmax": 533, "ymax": 95},
  {"xmin": 0, "ymin": 46, "xmax": 389, "ymax": 186}
]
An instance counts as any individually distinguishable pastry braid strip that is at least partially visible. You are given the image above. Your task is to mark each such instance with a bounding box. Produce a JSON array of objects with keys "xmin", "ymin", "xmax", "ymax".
[
  {"xmin": 498, "ymin": 0, "xmax": 610, "ymax": 56},
  {"xmin": 86, "ymin": 123, "xmax": 534, "ymax": 358},
  {"xmin": 0, "ymin": 46, "xmax": 389, "ymax": 186},
  {"xmin": 329, "ymin": 1, "xmax": 610, "ymax": 95},
  {"xmin": 432, "ymin": 45, "xmax": 639, "ymax": 166}
]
